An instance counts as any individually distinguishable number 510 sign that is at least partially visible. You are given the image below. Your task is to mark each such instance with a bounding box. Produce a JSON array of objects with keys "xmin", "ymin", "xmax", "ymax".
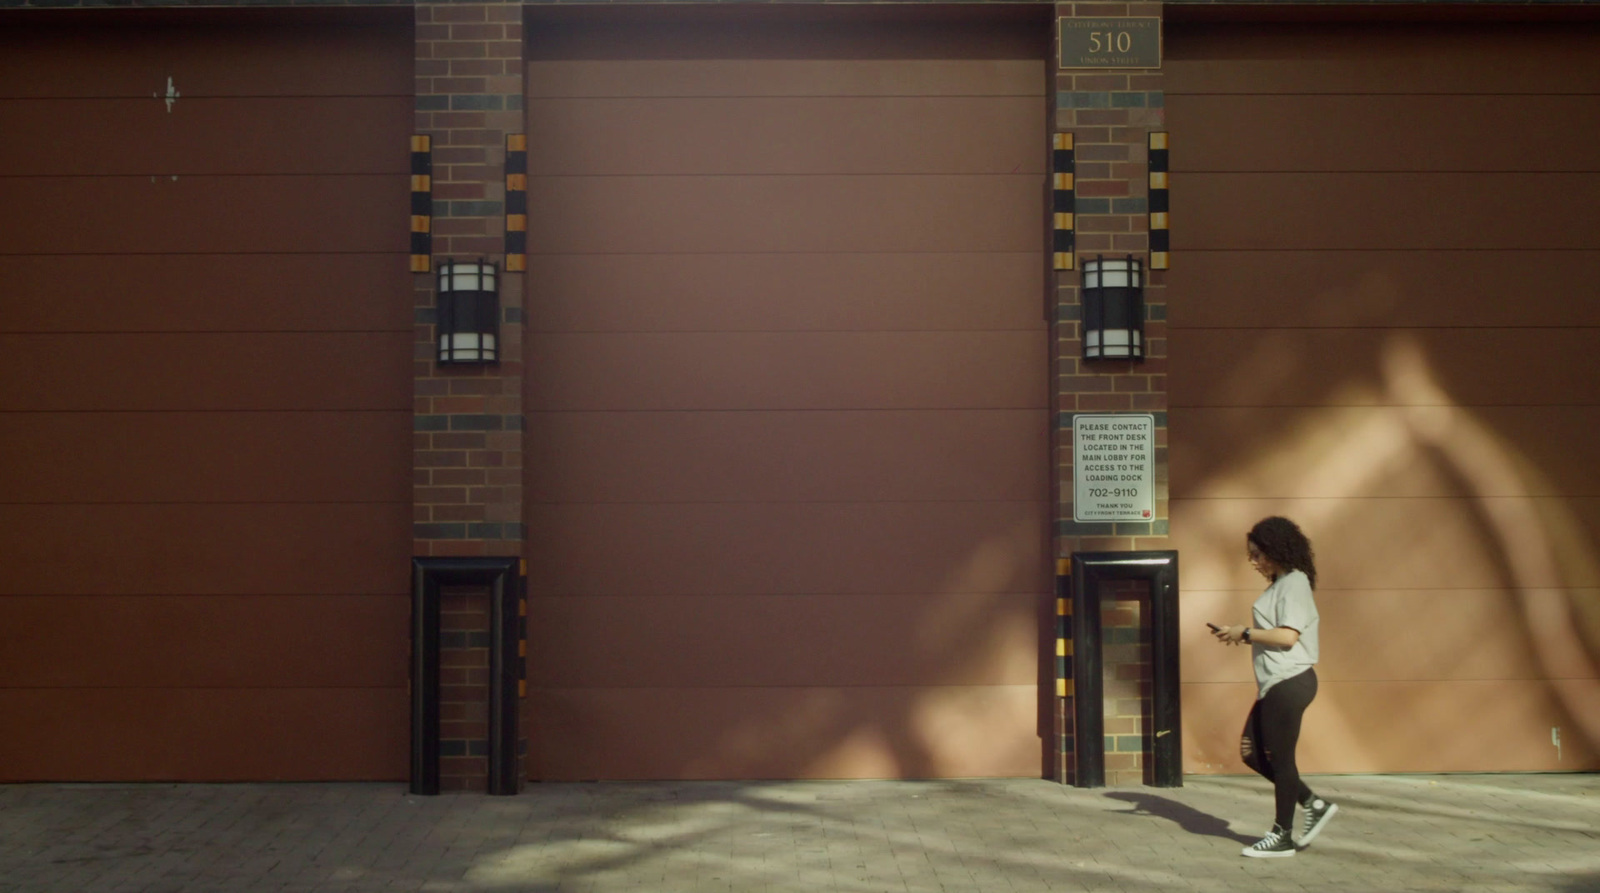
[{"xmin": 1058, "ymin": 18, "xmax": 1162, "ymax": 69}]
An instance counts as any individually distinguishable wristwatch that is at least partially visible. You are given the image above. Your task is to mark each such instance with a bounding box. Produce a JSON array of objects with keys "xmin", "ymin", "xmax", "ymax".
[{"xmin": 1242, "ymin": 628, "xmax": 1252, "ymax": 644}]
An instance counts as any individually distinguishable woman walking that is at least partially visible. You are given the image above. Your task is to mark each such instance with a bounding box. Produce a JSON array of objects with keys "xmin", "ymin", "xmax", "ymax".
[{"xmin": 1210, "ymin": 516, "xmax": 1338, "ymax": 858}]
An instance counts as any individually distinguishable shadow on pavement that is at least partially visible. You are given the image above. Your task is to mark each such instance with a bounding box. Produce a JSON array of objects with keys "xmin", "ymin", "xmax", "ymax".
[{"xmin": 1103, "ymin": 791, "xmax": 1254, "ymax": 844}]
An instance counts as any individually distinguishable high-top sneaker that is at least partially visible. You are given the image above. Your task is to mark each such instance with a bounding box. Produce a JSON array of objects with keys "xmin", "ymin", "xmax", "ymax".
[
  {"xmin": 1241, "ymin": 826, "xmax": 1296, "ymax": 858},
  {"xmin": 1299, "ymin": 797, "xmax": 1339, "ymax": 846}
]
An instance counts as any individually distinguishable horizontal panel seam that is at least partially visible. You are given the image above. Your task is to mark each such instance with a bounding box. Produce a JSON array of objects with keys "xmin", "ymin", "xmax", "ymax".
[
  {"xmin": 1166, "ymin": 405, "xmax": 1600, "ymax": 410},
  {"xmin": 1167, "ymin": 495, "xmax": 1600, "ymax": 500},
  {"xmin": 0, "ymin": 94, "xmax": 417, "ymax": 100},
  {"xmin": 526, "ymin": 329, "xmax": 1049, "ymax": 335},
  {"xmin": 1165, "ymin": 325, "xmax": 1600, "ymax": 331},
  {"xmin": 0, "ymin": 686, "xmax": 409, "ymax": 691},
  {"xmin": 0, "ymin": 502, "xmax": 414, "ymax": 507},
  {"xmin": 0, "ymin": 408, "xmax": 411, "ymax": 412},
  {"xmin": 0, "ymin": 173, "xmax": 411, "ymax": 180},
  {"xmin": 1172, "ymin": 169, "xmax": 1600, "ymax": 175},
  {"xmin": 0, "ymin": 594, "xmax": 409, "ymax": 598},
  {"xmin": 1164, "ymin": 92, "xmax": 1600, "ymax": 98},
  {"xmin": 1178, "ymin": 678, "xmax": 1598, "ymax": 684},
  {"xmin": 531, "ymin": 688, "xmax": 1043, "ymax": 697},
  {"xmin": 524, "ymin": 251, "xmax": 1048, "ymax": 257},
  {"xmin": 528, "ymin": 597, "xmax": 1050, "ymax": 601},
  {"xmin": 1179, "ymin": 586, "xmax": 1600, "ymax": 592},
  {"xmin": 518, "ymin": 412, "xmax": 1056, "ymax": 416},
  {"xmin": 528, "ymin": 500, "xmax": 1052, "ymax": 506},
  {"xmin": 0, "ymin": 331, "xmax": 412, "ymax": 336},
  {"xmin": 1161, "ymin": 248, "xmax": 1600, "ymax": 253},
  {"xmin": 524, "ymin": 412, "xmax": 1049, "ymax": 419},
  {"xmin": 0, "ymin": 408, "xmax": 415, "ymax": 414},
  {"xmin": 0, "ymin": 252, "xmax": 414, "ymax": 258},
  {"xmin": 523, "ymin": 94, "xmax": 1048, "ymax": 101},
  {"xmin": 523, "ymin": 173, "xmax": 1048, "ymax": 178}
]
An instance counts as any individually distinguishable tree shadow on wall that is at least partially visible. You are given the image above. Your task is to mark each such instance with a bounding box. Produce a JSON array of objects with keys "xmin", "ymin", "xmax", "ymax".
[{"xmin": 1102, "ymin": 791, "xmax": 1254, "ymax": 844}]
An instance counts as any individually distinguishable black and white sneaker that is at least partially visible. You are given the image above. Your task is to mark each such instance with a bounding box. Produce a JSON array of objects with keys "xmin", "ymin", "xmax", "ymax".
[
  {"xmin": 1299, "ymin": 797, "xmax": 1339, "ymax": 846},
  {"xmin": 1241, "ymin": 827, "xmax": 1296, "ymax": 858}
]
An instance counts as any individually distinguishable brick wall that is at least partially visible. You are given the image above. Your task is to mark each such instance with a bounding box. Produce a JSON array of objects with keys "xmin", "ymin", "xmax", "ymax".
[
  {"xmin": 1052, "ymin": 0, "xmax": 1169, "ymax": 785},
  {"xmin": 1100, "ymin": 582, "xmax": 1153, "ymax": 786},
  {"xmin": 438, "ymin": 588, "xmax": 493, "ymax": 790},
  {"xmin": 413, "ymin": 0, "xmax": 527, "ymax": 792}
]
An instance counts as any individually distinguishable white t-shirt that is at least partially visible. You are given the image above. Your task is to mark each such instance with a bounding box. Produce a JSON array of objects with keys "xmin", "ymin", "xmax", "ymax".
[{"xmin": 1250, "ymin": 569, "xmax": 1319, "ymax": 699}]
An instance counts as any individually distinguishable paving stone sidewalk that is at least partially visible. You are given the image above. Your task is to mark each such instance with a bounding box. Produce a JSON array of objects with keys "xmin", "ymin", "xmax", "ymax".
[{"xmin": 0, "ymin": 773, "xmax": 1595, "ymax": 893}]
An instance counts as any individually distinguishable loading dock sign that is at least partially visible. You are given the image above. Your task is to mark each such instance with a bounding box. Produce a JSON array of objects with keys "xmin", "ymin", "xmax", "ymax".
[{"xmin": 1073, "ymin": 414, "xmax": 1155, "ymax": 523}]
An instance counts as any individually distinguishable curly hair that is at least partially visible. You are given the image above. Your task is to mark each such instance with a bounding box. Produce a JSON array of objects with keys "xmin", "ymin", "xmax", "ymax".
[{"xmin": 1247, "ymin": 516, "xmax": 1317, "ymax": 588}]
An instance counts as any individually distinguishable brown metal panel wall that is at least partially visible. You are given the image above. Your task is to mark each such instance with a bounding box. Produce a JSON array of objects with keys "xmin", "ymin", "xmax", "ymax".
[
  {"xmin": 1165, "ymin": 21, "xmax": 1600, "ymax": 774},
  {"xmin": 0, "ymin": 413, "xmax": 410, "ymax": 503},
  {"xmin": 527, "ymin": 503, "xmax": 1049, "ymax": 600},
  {"xmin": 0, "ymin": 690, "xmax": 408, "ymax": 782},
  {"xmin": 0, "ymin": 256, "xmax": 410, "ymax": 334},
  {"xmin": 0, "ymin": 596, "xmax": 407, "ymax": 688},
  {"xmin": 531, "ymin": 686, "xmax": 1042, "ymax": 781},
  {"xmin": 1168, "ymin": 95, "xmax": 1600, "ymax": 174},
  {"xmin": 1169, "ymin": 330, "xmax": 1600, "ymax": 408},
  {"xmin": 1172, "ymin": 408, "xmax": 1600, "ymax": 501},
  {"xmin": 528, "ymin": 254, "xmax": 1041, "ymax": 333},
  {"xmin": 0, "ymin": 505, "xmax": 406, "ymax": 596},
  {"xmin": 0, "ymin": 15, "xmax": 413, "ymax": 98},
  {"xmin": 528, "ymin": 332, "xmax": 1046, "ymax": 412},
  {"xmin": 0, "ymin": 98, "xmax": 415, "ymax": 176},
  {"xmin": 528, "ymin": 412, "xmax": 1045, "ymax": 504},
  {"xmin": 2, "ymin": 179, "xmax": 403, "ymax": 255},
  {"xmin": 524, "ymin": 14, "xmax": 1051, "ymax": 780},
  {"xmin": 1159, "ymin": 22, "xmax": 1600, "ymax": 95},
  {"xmin": 1151, "ymin": 251, "xmax": 1600, "ymax": 330},
  {"xmin": 524, "ymin": 96, "xmax": 1046, "ymax": 176},
  {"xmin": 528, "ymin": 592, "xmax": 1040, "ymax": 688},
  {"xmin": 1168, "ymin": 173, "xmax": 1597, "ymax": 251},
  {"xmin": 0, "ymin": 12, "xmax": 412, "ymax": 781},
  {"xmin": 524, "ymin": 177, "xmax": 1042, "ymax": 255}
]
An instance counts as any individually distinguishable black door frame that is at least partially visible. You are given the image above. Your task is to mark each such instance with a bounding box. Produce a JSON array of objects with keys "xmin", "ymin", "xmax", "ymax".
[
  {"xmin": 410, "ymin": 556, "xmax": 524, "ymax": 795},
  {"xmin": 1065, "ymin": 550, "xmax": 1181, "ymax": 787}
]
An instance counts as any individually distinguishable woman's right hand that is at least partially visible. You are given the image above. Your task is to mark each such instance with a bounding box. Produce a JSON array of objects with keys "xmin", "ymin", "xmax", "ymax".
[{"xmin": 1210, "ymin": 624, "xmax": 1247, "ymax": 645}]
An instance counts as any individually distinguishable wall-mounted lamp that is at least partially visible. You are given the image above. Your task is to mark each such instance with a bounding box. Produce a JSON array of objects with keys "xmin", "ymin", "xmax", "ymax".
[
  {"xmin": 436, "ymin": 259, "xmax": 499, "ymax": 365},
  {"xmin": 1081, "ymin": 255, "xmax": 1144, "ymax": 361}
]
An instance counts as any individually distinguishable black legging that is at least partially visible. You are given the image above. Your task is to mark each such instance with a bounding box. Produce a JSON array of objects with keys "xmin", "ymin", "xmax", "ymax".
[{"xmin": 1240, "ymin": 667, "xmax": 1317, "ymax": 832}]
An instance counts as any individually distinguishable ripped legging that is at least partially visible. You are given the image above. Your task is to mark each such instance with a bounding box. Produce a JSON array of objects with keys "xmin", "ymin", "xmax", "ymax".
[{"xmin": 1240, "ymin": 667, "xmax": 1317, "ymax": 832}]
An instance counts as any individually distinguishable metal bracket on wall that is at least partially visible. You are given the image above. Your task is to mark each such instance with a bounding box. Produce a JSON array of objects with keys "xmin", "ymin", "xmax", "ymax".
[
  {"xmin": 410, "ymin": 556, "xmax": 526, "ymax": 796},
  {"xmin": 1052, "ymin": 132, "xmax": 1076, "ymax": 272},
  {"xmin": 505, "ymin": 134, "xmax": 527, "ymax": 272},
  {"xmin": 1065, "ymin": 550, "xmax": 1182, "ymax": 788},
  {"xmin": 410, "ymin": 136, "xmax": 433, "ymax": 273},
  {"xmin": 1147, "ymin": 132, "xmax": 1169, "ymax": 270}
]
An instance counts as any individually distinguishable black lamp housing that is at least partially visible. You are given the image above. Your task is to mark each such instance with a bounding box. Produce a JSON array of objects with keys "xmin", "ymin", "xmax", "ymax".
[
  {"xmin": 1081, "ymin": 254, "xmax": 1145, "ymax": 361},
  {"xmin": 436, "ymin": 259, "xmax": 499, "ymax": 365}
]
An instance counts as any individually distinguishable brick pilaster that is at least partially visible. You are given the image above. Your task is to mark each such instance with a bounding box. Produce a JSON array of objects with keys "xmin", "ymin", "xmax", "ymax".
[
  {"xmin": 413, "ymin": 0, "xmax": 527, "ymax": 793},
  {"xmin": 1051, "ymin": 1, "xmax": 1169, "ymax": 785}
]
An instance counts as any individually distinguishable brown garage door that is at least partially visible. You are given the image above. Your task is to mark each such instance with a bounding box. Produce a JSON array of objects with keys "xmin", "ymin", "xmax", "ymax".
[
  {"xmin": 1165, "ymin": 17, "xmax": 1600, "ymax": 773},
  {"xmin": 524, "ymin": 9, "xmax": 1052, "ymax": 780},
  {"xmin": 0, "ymin": 11, "xmax": 414, "ymax": 780}
]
